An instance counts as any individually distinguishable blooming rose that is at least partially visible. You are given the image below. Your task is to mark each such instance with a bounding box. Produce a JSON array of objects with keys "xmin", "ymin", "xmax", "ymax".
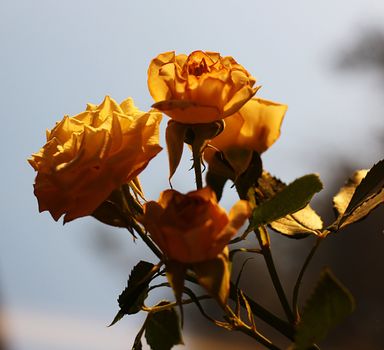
[
  {"xmin": 28, "ymin": 96, "xmax": 162, "ymax": 222},
  {"xmin": 140, "ymin": 187, "xmax": 250, "ymax": 263},
  {"xmin": 148, "ymin": 50, "xmax": 257, "ymax": 124},
  {"xmin": 204, "ymin": 97, "xmax": 287, "ymax": 175}
]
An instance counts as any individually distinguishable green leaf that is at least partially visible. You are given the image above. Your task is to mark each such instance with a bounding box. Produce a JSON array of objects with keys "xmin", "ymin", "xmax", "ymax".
[
  {"xmin": 250, "ymin": 174, "xmax": 323, "ymax": 230},
  {"xmin": 293, "ymin": 269, "xmax": 355, "ymax": 350},
  {"xmin": 270, "ymin": 205, "xmax": 323, "ymax": 238},
  {"xmin": 145, "ymin": 302, "xmax": 184, "ymax": 350},
  {"xmin": 109, "ymin": 261, "xmax": 155, "ymax": 326},
  {"xmin": 254, "ymin": 171, "xmax": 286, "ymax": 201},
  {"xmin": 332, "ymin": 160, "xmax": 384, "ymax": 230},
  {"xmin": 344, "ymin": 159, "xmax": 384, "ymax": 216},
  {"xmin": 252, "ymin": 172, "xmax": 323, "ymax": 238}
]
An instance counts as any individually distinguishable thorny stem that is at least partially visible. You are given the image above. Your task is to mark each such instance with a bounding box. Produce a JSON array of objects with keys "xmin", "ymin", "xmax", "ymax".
[
  {"xmin": 292, "ymin": 236, "xmax": 323, "ymax": 322},
  {"xmin": 192, "ymin": 143, "xmax": 203, "ymax": 189},
  {"xmin": 236, "ymin": 324, "xmax": 282, "ymax": 350},
  {"xmin": 225, "ymin": 306, "xmax": 282, "ymax": 350},
  {"xmin": 229, "ymin": 283, "xmax": 295, "ymax": 340},
  {"xmin": 255, "ymin": 226, "xmax": 295, "ymax": 324},
  {"xmin": 123, "ymin": 181, "xmax": 295, "ymax": 344},
  {"xmin": 119, "ymin": 187, "xmax": 163, "ymax": 260},
  {"xmin": 132, "ymin": 223, "xmax": 163, "ymax": 260}
]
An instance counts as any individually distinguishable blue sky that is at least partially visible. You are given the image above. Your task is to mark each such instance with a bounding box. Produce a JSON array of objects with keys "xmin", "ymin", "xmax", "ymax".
[{"xmin": 1, "ymin": 0, "xmax": 383, "ymax": 349}]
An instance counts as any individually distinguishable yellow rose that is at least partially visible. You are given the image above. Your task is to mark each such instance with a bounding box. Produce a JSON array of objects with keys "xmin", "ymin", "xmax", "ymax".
[
  {"xmin": 140, "ymin": 187, "xmax": 250, "ymax": 263},
  {"xmin": 148, "ymin": 50, "xmax": 258, "ymax": 124},
  {"xmin": 205, "ymin": 97, "xmax": 287, "ymax": 175},
  {"xmin": 28, "ymin": 96, "xmax": 162, "ymax": 223}
]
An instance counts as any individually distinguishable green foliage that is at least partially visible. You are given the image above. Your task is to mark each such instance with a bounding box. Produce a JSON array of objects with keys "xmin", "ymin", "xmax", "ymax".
[
  {"xmin": 270, "ymin": 205, "xmax": 323, "ymax": 238},
  {"xmin": 110, "ymin": 261, "xmax": 155, "ymax": 326},
  {"xmin": 145, "ymin": 303, "xmax": 184, "ymax": 350},
  {"xmin": 254, "ymin": 173, "xmax": 323, "ymax": 237},
  {"xmin": 344, "ymin": 159, "xmax": 384, "ymax": 215},
  {"xmin": 250, "ymin": 174, "xmax": 323, "ymax": 231},
  {"xmin": 293, "ymin": 269, "xmax": 355, "ymax": 350},
  {"xmin": 332, "ymin": 159, "xmax": 384, "ymax": 230}
]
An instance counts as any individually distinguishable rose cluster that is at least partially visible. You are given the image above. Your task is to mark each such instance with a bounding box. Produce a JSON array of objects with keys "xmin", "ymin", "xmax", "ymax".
[{"xmin": 29, "ymin": 50, "xmax": 287, "ymax": 301}]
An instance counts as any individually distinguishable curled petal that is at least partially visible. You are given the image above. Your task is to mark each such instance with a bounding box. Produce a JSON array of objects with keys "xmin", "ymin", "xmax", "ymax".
[
  {"xmin": 212, "ymin": 97, "xmax": 287, "ymax": 154},
  {"xmin": 148, "ymin": 50, "xmax": 257, "ymax": 123},
  {"xmin": 29, "ymin": 96, "xmax": 162, "ymax": 222}
]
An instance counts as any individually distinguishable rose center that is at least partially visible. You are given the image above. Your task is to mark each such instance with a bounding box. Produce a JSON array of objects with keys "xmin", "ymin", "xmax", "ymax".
[{"xmin": 187, "ymin": 58, "xmax": 210, "ymax": 77}]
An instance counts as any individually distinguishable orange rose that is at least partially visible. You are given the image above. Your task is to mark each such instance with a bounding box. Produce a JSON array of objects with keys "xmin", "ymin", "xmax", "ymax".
[
  {"xmin": 148, "ymin": 50, "xmax": 258, "ymax": 124},
  {"xmin": 205, "ymin": 97, "xmax": 287, "ymax": 175},
  {"xmin": 140, "ymin": 187, "xmax": 250, "ymax": 263},
  {"xmin": 28, "ymin": 96, "xmax": 162, "ymax": 223}
]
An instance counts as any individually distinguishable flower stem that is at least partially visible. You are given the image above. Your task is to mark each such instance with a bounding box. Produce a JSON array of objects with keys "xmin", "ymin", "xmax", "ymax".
[
  {"xmin": 192, "ymin": 143, "xmax": 203, "ymax": 189},
  {"xmin": 132, "ymin": 221, "xmax": 163, "ymax": 260},
  {"xmin": 119, "ymin": 186, "xmax": 163, "ymax": 260},
  {"xmin": 224, "ymin": 305, "xmax": 282, "ymax": 350},
  {"xmin": 235, "ymin": 323, "xmax": 282, "ymax": 350},
  {"xmin": 292, "ymin": 237, "xmax": 323, "ymax": 322},
  {"xmin": 229, "ymin": 283, "xmax": 295, "ymax": 340},
  {"xmin": 255, "ymin": 226, "xmax": 295, "ymax": 324}
]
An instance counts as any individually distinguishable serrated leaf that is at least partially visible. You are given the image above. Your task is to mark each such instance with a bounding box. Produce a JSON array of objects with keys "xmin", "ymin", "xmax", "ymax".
[
  {"xmin": 253, "ymin": 172, "xmax": 323, "ymax": 237},
  {"xmin": 191, "ymin": 248, "xmax": 231, "ymax": 306},
  {"xmin": 270, "ymin": 205, "xmax": 323, "ymax": 238},
  {"xmin": 293, "ymin": 269, "xmax": 355, "ymax": 350},
  {"xmin": 255, "ymin": 171, "xmax": 286, "ymax": 201},
  {"xmin": 333, "ymin": 170, "xmax": 368, "ymax": 216},
  {"xmin": 250, "ymin": 174, "xmax": 323, "ymax": 230},
  {"xmin": 339, "ymin": 188, "xmax": 384, "ymax": 228},
  {"xmin": 145, "ymin": 303, "xmax": 183, "ymax": 350},
  {"xmin": 110, "ymin": 261, "xmax": 155, "ymax": 326},
  {"xmin": 333, "ymin": 161, "xmax": 384, "ymax": 230},
  {"xmin": 344, "ymin": 159, "xmax": 384, "ymax": 216}
]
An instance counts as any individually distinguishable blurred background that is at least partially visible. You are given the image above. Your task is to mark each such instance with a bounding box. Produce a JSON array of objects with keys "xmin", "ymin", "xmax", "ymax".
[{"xmin": 0, "ymin": 0, "xmax": 383, "ymax": 349}]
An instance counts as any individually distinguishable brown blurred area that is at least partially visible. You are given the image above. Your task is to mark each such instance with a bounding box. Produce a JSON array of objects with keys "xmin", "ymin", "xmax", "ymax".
[{"xmin": 0, "ymin": 289, "xmax": 8, "ymax": 350}]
